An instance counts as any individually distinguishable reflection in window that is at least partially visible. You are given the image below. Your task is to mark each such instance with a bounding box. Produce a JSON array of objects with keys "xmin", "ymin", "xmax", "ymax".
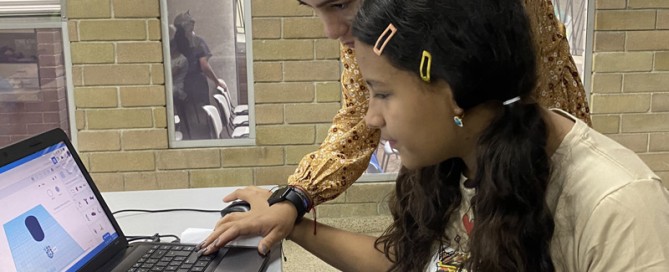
[
  {"xmin": 0, "ymin": 28, "xmax": 70, "ymax": 147},
  {"xmin": 553, "ymin": 0, "xmax": 589, "ymax": 79},
  {"xmin": 163, "ymin": 0, "xmax": 255, "ymax": 147},
  {"xmin": 367, "ymin": 141, "xmax": 401, "ymax": 174}
]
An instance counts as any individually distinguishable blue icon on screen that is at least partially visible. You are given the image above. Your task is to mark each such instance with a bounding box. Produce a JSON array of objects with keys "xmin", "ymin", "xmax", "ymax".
[
  {"xmin": 50, "ymin": 157, "xmax": 57, "ymax": 164},
  {"xmin": 45, "ymin": 245, "xmax": 54, "ymax": 258},
  {"xmin": 24, "ymin": 215, "xmax": 45, "ymax": 241}
]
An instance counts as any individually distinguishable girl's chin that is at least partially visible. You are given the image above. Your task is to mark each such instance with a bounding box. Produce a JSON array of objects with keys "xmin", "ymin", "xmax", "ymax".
[
  {"xmin": 401, "ymin": 156, "xmax": 450, "ymax": 171},
  {"xmin": 398, "ymin": 159, "xmax": 422, "ymax": 171}
]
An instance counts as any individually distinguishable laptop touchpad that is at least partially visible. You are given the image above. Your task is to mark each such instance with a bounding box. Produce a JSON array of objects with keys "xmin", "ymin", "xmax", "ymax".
[{"xmin": 214, "ymin": 247, "xmax": 267, "ymax": 272}]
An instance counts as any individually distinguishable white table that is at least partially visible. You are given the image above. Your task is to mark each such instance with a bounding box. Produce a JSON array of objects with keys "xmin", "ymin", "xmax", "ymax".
[{"xmin": 102, "ymin": 186, "xmax": 281, "ymax": 272}]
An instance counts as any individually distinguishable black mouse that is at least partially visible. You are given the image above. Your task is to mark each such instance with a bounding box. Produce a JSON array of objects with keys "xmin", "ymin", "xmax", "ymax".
[{"xmin": 220, "ymin": 200, "xmax": 251, "ymax": 217}]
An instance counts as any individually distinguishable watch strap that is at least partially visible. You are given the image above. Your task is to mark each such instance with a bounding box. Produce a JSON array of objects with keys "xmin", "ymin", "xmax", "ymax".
[{"xmin": 268, "ymin": 186, "xmax": 309, "ymax": 222}]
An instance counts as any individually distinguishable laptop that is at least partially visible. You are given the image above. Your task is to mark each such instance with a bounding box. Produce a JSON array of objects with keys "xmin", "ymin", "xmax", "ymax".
[{"xmin": 0, "ymin": 128, "xmax": 269, "ymax": 272}]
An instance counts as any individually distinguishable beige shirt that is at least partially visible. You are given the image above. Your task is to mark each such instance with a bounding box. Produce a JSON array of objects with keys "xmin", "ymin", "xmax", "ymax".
[{"xmin": 427, "ymin": 110, "xmax": 669, "ymax": 271}]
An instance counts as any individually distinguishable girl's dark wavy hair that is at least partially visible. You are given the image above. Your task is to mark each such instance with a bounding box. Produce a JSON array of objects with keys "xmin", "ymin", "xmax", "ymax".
[{"xmin": 353, "ymin": 0, "xmax": 555, "ymax": 271}]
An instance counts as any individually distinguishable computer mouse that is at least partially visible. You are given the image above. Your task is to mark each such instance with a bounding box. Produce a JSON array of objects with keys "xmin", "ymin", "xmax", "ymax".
[{"xmin": 220, "ymin": 200, "xmax": 251, "ymax": 217}]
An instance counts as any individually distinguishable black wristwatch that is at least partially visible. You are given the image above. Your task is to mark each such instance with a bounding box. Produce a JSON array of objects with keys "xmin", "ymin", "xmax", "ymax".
[{"xmin": 267, "ymin": 186, "xmax": 310, "ymax": 222}]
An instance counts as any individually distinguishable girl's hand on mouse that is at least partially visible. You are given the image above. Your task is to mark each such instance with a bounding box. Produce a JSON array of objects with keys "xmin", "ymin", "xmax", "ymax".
[{"xmin": 199, "ymin": 186, "xmax": 297, "ymax": 256}]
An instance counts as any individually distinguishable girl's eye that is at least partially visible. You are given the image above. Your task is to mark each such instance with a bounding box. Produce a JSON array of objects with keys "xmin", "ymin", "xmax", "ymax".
[
  {"xmin": 373, "ymin": 93, "xmax": 389, "ymax": 99},
  {"xmin": 331, "ymin": 2, "xmax": 348, "ymax": 10}
]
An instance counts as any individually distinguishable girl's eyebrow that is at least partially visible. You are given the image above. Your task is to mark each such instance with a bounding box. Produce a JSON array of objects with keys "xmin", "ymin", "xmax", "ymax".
[
  {"xmin": 365, "ymin": 79, "xmax": 385, "ymax": 89},
  {"xmin": 297, "ymin": 0, "xmax": 340, "ymax": 8}
]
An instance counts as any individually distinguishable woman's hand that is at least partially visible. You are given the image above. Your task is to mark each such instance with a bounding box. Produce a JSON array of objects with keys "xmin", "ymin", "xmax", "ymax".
[
  {"xmin": 199, "ymin": 186, "xmax": 299, "ymax": 255},
  {"xmin": 216, "ymin": 78, "xmax": 228, "ymax": 91}
]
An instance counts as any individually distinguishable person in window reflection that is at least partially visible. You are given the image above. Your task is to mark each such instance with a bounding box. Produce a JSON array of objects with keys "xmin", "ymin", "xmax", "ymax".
[
  {"xmin": 203, "ymin": 0, "xmax": 669, "ymax": 271},
  {"xmin": 169, "ymin": 25, "xmax": 189, "ymax": 140},
  {"xmin": 173, "ymin": 11, "xmax": 228, "ymax": 140},
  {"xmin": 0, "ymin": 46, "xmax": 23, "ymax": 63},
  {"xmin": 200, "ymin": 0, "xmax": 594, "ymax": 259}
]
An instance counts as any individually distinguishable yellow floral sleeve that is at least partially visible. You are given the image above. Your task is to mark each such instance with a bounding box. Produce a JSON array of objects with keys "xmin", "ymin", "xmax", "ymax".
[{"xmin": 288, "ymin": 44, "xmax": 381, "ymax": 206}]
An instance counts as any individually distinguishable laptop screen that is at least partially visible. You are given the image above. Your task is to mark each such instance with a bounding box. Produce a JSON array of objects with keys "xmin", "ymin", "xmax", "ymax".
[{"xmin": 0, "ymin": 141, "xmax": 119, "ymax": 272}]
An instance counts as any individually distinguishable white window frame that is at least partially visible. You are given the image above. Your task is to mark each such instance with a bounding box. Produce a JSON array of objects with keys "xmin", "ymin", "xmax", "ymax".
[
  {"xmin": 584, "ymin": 0, "xmax": 595, "ymax": 100},
  {"xmin": 0, "ymin": 0, "xmax": 61, "ymax": 17},
  {"xmin": 161, "ymin": 0, "xmax": 256, "ymax": 148}
]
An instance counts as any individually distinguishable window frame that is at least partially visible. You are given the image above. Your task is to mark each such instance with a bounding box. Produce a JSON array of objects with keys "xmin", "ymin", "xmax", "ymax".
[
  {"xmin": 0, "ymin": 2, "xmax": 77, "ymax": 147},
  {"xmin": 583, "ymin": 0, "xmax": 595, "ymax": 100},
  {"xmin": 0, "ymin": 0, "xmax": 61, "ymax": 17},
  {"xmin": 161, "ymin": 0, "xmax": 257, "ymax": 148}
]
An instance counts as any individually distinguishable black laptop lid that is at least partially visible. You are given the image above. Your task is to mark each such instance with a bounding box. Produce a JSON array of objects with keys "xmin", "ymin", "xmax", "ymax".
[{"xmin": 0, "ymin": 129, "xmax": 129, "ymax": 272}]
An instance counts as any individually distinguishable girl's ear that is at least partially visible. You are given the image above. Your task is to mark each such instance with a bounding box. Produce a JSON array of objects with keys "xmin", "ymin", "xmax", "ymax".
[
  {"xmin": 453, "ymin": 105, "xmax": 464, "ymax": 117},
  {"xmin": 435, "ymin": 80, "xmax": 463, "ymax": 116}
]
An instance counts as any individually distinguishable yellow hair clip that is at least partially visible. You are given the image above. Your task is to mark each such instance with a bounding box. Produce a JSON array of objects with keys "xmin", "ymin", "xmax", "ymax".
[
  {"xmin": 420, "ymin": 50, "xmax": 432, "ymax": 83},
  {"xmin": 373, "ymin": 23, "xmax": 397, "ymax": 56}
]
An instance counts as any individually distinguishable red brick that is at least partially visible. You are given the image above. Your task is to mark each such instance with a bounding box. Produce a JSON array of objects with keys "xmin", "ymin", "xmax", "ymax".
[
  {"xmin": 26, "ymin": 123, "xmax": 60, "ymax": 134},
  {"xmin": 0, "ymin": 113, "xmax": 43, "ymax": 124}
]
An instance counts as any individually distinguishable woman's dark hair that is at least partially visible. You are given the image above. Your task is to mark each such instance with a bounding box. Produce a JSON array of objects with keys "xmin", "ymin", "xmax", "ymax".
[
  {"xmin": 173, "ymin": 12, "xmax": 193, "ymax": 57},
  {"xmin": 353, "ymin": 0, "xmax": 555, "ymax": 271}
]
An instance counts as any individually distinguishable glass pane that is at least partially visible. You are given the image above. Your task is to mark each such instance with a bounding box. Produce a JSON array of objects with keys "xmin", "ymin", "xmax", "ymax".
[
  {"xmin": 366, "ymin": 141, "xmax": 401, "ymax": 174},
  {"xmin": 0, "ymin": 28, "xmax": 70, "ymax": 147},
  {"xmin": 164, "ymin": 0, "xmax": 254, "ymax": 145},
  {"xmin": 553, "ymin": 0, "xmax": 588, "ymax": 79}
]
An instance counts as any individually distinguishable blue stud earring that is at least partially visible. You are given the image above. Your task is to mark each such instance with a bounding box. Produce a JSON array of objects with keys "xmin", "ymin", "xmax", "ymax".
[{"xmin": 453, "ymin": 116, "xmax": 464, "ymax": 127}]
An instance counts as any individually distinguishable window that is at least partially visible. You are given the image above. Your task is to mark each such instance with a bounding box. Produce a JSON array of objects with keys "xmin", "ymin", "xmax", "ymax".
[
  {"xmin": 553, "ymin": 0, "xmax": 595, "ymax": 97},
  {"xmin": 162, "ymin": 0, "xmax": 255, "ymax": 148},
  {"xmin": 0, "ymin": 2, "xmax": 75, "ymax": 148},
  {"xmin": 359, "ymin": 141, "xmax": 400, "ymax": 181}
]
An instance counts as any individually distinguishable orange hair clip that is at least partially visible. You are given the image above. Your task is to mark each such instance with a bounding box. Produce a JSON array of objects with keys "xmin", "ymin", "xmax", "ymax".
[{"xmin": 373, "ymin": 23, "xmax": 397, "ymax": 56}]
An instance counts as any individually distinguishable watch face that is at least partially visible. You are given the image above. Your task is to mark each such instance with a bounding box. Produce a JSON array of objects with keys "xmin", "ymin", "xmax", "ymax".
[{"xmin": 268, "ymin": 186, "xmax": 289, "ymax": 204}]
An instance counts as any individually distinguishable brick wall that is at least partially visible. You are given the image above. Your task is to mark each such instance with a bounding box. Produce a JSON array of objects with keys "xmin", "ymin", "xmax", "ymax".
[
  {"xmin": 592, "ymin": 0, "xmax": 669, "ymax": 188},
  {"xmin": 67, "ymin": 0, "xmax": 668, "ymax": 218}
]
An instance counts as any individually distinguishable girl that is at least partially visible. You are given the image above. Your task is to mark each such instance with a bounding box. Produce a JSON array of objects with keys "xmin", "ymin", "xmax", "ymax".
[{"xmin": 349, "ymin": 0, "xmax": 669, "ymax": 270}]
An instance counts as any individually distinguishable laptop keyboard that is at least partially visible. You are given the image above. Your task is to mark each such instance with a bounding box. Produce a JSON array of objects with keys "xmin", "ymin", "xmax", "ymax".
[{"xmin": 127, "ymin": 244, "xmax": 216, "ymax": 272}]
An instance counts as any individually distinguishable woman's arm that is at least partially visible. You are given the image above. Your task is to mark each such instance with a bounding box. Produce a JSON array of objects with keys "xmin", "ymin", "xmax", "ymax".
[
  {"xmin": 289, "ymin": 218, "xmax": 392, "ymax": 272},
  {"xmin": 199, "ymin": 57, "xmax": 227, "ymax": 90},
  {"xmin": 287, "ymin": 44, "xmax": 380, "ymax": 205}
]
